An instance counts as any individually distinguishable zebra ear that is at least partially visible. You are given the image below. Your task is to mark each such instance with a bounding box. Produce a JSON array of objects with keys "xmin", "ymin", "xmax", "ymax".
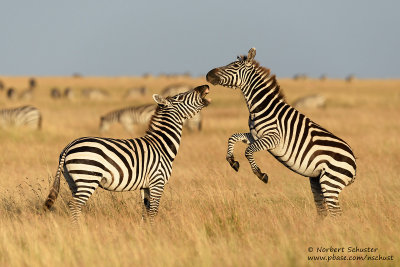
[
  {"xmin": 247, "ymin": 47, "xmax": 256, "ymax": 61},
  {"xmin": 152, "ymin": 94, "xmax": 171, "ymax": 107}
]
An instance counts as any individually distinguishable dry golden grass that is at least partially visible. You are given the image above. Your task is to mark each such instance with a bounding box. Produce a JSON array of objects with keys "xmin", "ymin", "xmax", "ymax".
[{"xmin": 0, "ymin": 75, "xmax": 399, "ymax": 266}]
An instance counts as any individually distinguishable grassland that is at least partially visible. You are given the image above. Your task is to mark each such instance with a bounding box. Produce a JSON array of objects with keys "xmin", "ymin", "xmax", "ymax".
[{"xmin": 0, "ymin": 75, "xmax": 399, "ymax": 266}]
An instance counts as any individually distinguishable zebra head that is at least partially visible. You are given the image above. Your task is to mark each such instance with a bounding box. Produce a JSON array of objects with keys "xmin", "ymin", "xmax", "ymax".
[
  {"xmin": 152, "ymin": 85, "xmax": 210, "ymax": 122},
  {"xmin": 206, "ymin": 47, "xmax": 257, "ymax": 89}
]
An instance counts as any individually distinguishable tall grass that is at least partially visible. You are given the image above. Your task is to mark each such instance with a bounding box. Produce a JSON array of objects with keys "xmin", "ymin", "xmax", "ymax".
[{"xmin": 0, "ymin": 76, "xmax": 399, "ymax": 266}]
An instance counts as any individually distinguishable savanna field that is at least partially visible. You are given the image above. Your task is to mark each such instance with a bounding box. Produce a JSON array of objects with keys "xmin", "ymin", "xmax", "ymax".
[{"xmin": 0, "ymin": 75, "xmax": 399, "ymax": 266}]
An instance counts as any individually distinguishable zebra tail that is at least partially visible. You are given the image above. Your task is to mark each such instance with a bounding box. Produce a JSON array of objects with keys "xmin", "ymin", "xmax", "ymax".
[{"xmin": 44, "ymin": 150, "xmax": 67, "ymax": 210}]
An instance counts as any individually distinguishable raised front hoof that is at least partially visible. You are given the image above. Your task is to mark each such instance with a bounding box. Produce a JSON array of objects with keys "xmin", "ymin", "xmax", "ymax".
[
  {"xmin": 260, "ymin": 173, "xmax": 268, "ymax": 184},
  {"xmin": 230, "ymin": 161, "xmax": 240, "ymax": 172}
]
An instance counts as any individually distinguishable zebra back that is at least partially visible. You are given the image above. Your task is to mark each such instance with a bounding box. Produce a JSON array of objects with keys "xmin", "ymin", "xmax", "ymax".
[
  {"xmin": 100, "ymin": 104, "xmax": 156, "ymax": 133},
  {"xmin": 0, "ymin": 105, "xmax": 42, "ymax": 129}
]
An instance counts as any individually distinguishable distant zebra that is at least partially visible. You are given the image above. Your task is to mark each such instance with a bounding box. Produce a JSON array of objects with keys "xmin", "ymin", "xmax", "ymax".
[
  {"xmin": 99, "ymin": 104, "xmax": 156, "ymax": 133},
  {"xmin": 64, "ymin": 87, "xmax": 74, "ymax": 100},
  {"xmin": 82, "ymin": 88, "xmax": 109, "ymax": 100},
  {"xmin": 44, "ymin": 85, "xmax": 210, "ymax": 224},
  {"xmin": 292, "ymin": 94, "xmax": 326, "ymax": 109},
  {"xmin": 0, "ymin": 105, "xmax": 42, "ymax": 129},
  {"xmin": 124, "ymin": 87, "xmax": 147, "ymax": 99},
  {"xmin": 6, "ymin": 88, "xmax": 17, "ymax": 100},
  {"xmin": 206, "ymin": 48, "xmax": 356, "ymax": 217},
  {"xmin": 345, "ymin": 75, "xmax": 355, "ymax": 83},
  {"xmin": 50, "ymin": 88, "xmax": 62, "ymax": 99},
  {"xmin": 20, "ymin": 78, "xmax": 37, "ymax": 100},
  {"xmin": 161, "ymin": 84, "xmax": 203, "ymax": 131}
]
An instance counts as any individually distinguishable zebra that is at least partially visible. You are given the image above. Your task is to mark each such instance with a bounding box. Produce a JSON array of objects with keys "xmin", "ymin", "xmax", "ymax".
[
  {"xmin": 99, "ymin": 104, "xmax": 156, "ymax": 133},
  {"xmin": 206, "ymin": 48, "xmax": 356, "ymax": 217},
  {"xmin": 44, "ymin": 85, "xmax": 211, "ymax": 224},
  {"xmin": 82, "ymin": 88, "xmax": 109, "ymax": 100},
  {"xmin": 20, "ymin": 77, "xmax": 37, "ymax": 100},
  {"xmin": 50, "ymin": 88, "xmax": 62, "ymax": 99},
  {"xmin": 292, "ymin": 94, "xmax": 326, "ymax": 109},
  {"xmin": 0, "ymin": 105, "xmax": 42, "ymax": 129},
  {"xmin": 161, "ymin": 84, "xmax": 203, "ymax": 131},
  {"xmin": 124, "ymin": 86, "xmax": 147, "ymax": 99},
  {"xmin": 6, "ymin": 88, "xmax": 17, "ymax": 100},
  {"xmin": 63, "ymin": 87, "xmax": 74, "ymax": 100}
]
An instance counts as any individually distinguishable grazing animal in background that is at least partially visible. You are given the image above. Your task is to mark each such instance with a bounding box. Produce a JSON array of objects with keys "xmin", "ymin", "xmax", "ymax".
[
  {"xmin": 44, "ymin": 85, "xmax": 211, "ymax": 224},
  {"xmin": 29, "ymin": 78, "xmax": 37, "ymax": 89},
  {"xmin": 345, "ymin": 75, "xmax": 355, "ymax": 83},
  {"xmin": 206, "ymin": 48, "xmax": 356, "ymax": 217},
  {"xmin": 124, "ymin": 87, "xmax": 147, "ymax": 99},
  {"xmin": 63, "ymin": 87, "xmax": 74, "ymax": 100},
  {"xmin": 161, "ymin": 84, "xmax": 203, "ymax": 131},
  {"xmin": 20, "ymin": 78, "xmax": 37, "ymax": 100},
  {"xmin": 50, "ymin": 88, "xmax": 62, "ymax": 99},
  {"xmin": 6, "ymin": 88, "xmax": 17, "ymax": 100},
  {"xmin": 292, "ymin": 94, "xmax": 326, "ymax": 109},
  {"xmin": 82, "ymin": 88, "xmax": 109, "ymax": 100},
  {"xmin": 99, "ymin": 104, "xmax": 156, "ymax": 133},
  {"xmin": 0, "ymin": 105, "xmax": 42, "ymax": 129},
  {"xmin": 293, "ymin": 74, "xmax": 308, "ymax": 81},
  {"xmin": 19, "ymin": 87, "xmax": 35, "ymax": 100},
  {"xmin": 0, "ymin": 80, "xmax": 4, "ymax": 91}
]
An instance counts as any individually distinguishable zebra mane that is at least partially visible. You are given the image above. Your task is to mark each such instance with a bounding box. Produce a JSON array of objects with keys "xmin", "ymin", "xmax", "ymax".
[
  {"xmin": 237, "ymin": 55, "xmax": 285, "ymax": 101},
  {"xmin": 146, "ymin": 97, "xmax": 173, "ymax": 134},
  {"xmin": 252, "ymin": 60, "xmax": 285, "ymax": 102}
]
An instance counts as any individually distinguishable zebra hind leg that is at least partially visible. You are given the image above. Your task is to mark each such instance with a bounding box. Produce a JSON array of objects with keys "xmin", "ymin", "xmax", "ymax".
[
  {"xmin": 67, "ymin": 180, "xmax": 99, "ymax": 226},
  {"xmin": 309, "ymin": 177, "xmax": 328, "ymax": 217},
  {"xmin": 140, "ymin": 188, "xmax": 151, "ymax": 222},
  {"xmin": 319, "ymin": 172, "xmax": 345, "ymax": 217}
]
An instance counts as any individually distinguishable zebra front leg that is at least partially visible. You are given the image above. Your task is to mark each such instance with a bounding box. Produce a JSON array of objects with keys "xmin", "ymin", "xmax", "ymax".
[
  {"xmin": 148, "ymin": 178, "xmax": 166, "ymax": 224},
  {"xmin": 226, "ymin": 133, "xmax": 253, "ymax": 172},
  {"xmin": 244, "ymin": 136, "xmax": 279, "ymax": 184}
]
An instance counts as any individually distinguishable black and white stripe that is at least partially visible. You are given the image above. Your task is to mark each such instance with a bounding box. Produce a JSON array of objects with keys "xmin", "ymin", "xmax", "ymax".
[
  {"xmin": 0, "ymin": 105, "xmax": 42, "ymax": 129},
  {"xmin": 206, "ymin": 48, "xmax": 356, "ymax": 217},
  {"xmin": 99, "ymin": 104, "xmax": 156, "ymax": 133},
  {"xmin": 161, "ymin": 84, "xmax": 203, "ymax": 131},
  {"xmin": 44, "ymin": 85, "xmax": 210, "ymax": 224}
]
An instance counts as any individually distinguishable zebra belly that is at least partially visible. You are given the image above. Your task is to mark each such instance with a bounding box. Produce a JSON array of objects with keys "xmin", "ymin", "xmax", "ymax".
[{"xmin": 268, "ymin": 148, "xmax": 322, "ymax": 178}]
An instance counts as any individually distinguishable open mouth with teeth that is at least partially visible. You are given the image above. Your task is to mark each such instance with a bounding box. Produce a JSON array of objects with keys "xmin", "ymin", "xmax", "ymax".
[{"xmin": 195, "ymin": 85, "xmax": 211, "ymax": 107}]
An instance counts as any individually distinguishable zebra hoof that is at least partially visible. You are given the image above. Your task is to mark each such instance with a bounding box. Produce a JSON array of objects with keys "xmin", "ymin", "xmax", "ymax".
[
  {"xmin": 231, "ymin": 161, "xmax": 240, "ymax": 172},
  {"xmin": 261, "ymin": 173, "xmax": 268, "ymax": 184}
]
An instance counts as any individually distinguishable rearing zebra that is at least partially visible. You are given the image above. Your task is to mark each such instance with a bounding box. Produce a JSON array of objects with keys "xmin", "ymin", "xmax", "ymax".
[
  {"xmin": 44, "ymin": 85, "xmax": 210, "ymax": 224},
  {"xmin": 206, "ymin": 48, "xmax": 356, "ymax": 217}
]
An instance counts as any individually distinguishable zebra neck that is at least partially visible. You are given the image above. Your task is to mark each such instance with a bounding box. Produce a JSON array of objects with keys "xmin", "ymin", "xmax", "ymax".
[
  {"xmin": 146, "ymin": 111, "xmax": 183, "ymax": 161},
  {"xmin": 240, "ymin": 69, "xmax": 285, "ymax": 114}
]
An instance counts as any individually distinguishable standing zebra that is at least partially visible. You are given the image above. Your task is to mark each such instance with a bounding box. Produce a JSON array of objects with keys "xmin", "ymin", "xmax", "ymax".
[
  {"xmin": 206, "ymin": 48, "xmax": 356, "ymax": 217},
  {"xmin": 0, "ymin": 105, "xmax": 42, "ymax": 129},
  {"xmin": 44, "ymin": 85, "xmax": 211, "ymax": 224},
  {"xmin": 99, "ymin": 104, "xmax": 156, "ymax": 133}
]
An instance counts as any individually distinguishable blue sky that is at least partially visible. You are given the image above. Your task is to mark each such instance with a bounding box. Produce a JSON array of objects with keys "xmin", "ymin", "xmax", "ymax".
[{"xmin": 1, "ymin": 0, "xmax": 399, "ymax": 78}]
